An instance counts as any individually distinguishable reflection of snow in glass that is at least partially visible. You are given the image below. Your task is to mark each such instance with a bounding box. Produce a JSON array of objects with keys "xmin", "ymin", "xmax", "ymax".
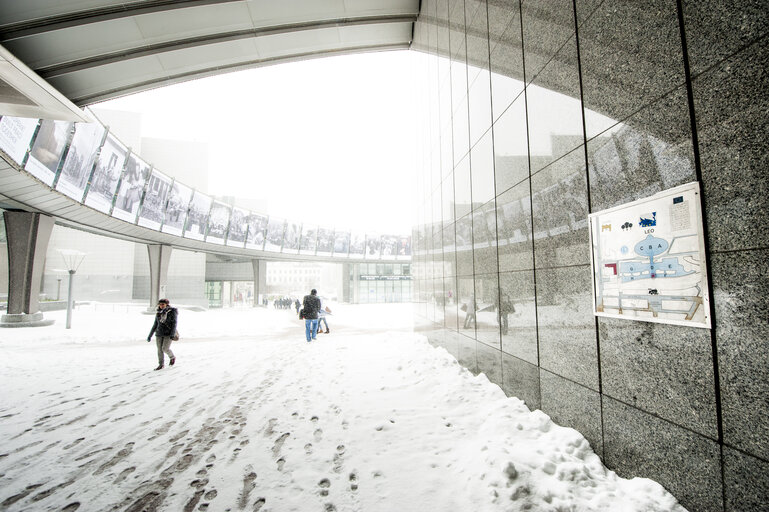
[
  {"xmin": 246, "ymin": 213, "xmax": 268, "ymax": 249},
  {"xmin": 0, "ymin": 117, "xmax": 39, "ymax": 165}
]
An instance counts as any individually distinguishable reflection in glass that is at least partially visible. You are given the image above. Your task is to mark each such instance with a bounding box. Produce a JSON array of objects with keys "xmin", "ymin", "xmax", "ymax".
[
  {"xmin": 25, "ymin": 119, "xmax": 72, "ymax": 186},
  {"xmin": 138, "ymin": 170, "xmax": 172, "ymax": 230},
  {"xmin": 112, "ymin": 154, "xmax": 151, "ymax": 223},
  {"xmin": 0, "ymin": 116, "xmax": 39, "ymax": 165},
  {"xmin": 56, "ymin": 122, "xmax": 105, "ymax": 201},
  {"xmin": 84, "ymin": 133, "xmax": 128, "ymax": 214},
  {"xmin": 206, "ymin": 201, "xmax": 231, "ymax": 245},
  {"xmin": 226, "ymin": 207, "xmax": 249, "ymax": 247},
  {"xmin": 161, "ymin": 181, "xmax": 192, "ymax": 236},
  {"xmin": 283, "ymin": 222, "xmax": 301, "ymax": 253},
  {"xmin": 299, "ymin": 224, "xmax": 318, "ymax": 255},
  {"xmin": 316, "ymin": 227, "xmax": 334, "ymax": 256},
  {"xmin": 264, "ymin": 217, "xmax": 285, "ymax": 252},
  {"xmin": 184, "ymin": 190, "xmax": 212, "ymax": 241}
]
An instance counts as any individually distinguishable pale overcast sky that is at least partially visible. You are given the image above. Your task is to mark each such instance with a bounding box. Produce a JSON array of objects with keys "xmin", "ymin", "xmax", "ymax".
[{"xmin": 97, "ymin": 50, "xmax": 423, "ymax": 235}]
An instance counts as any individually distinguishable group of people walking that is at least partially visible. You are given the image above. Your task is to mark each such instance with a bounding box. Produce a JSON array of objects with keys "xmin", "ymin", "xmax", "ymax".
[{"xmin": 145, "ymin": 288, "xmax": 334, "ymax": 371}]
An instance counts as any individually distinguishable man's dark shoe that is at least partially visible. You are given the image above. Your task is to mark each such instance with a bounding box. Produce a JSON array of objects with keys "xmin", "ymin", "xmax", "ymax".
[
  {"xmin": 170, "ymin": 357, "xmax": 176, "ymax": 366},
  {"xmin": 154, "ymin": 365, "xmax": 164, "ymax": 371}
]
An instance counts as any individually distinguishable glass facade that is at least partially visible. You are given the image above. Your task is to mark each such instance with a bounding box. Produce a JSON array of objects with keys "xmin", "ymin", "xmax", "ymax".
[
  {"xmin": 350, "ymin": 263, "xmax": 411, "ymax": 303},
  {"xmin": 411, "ymin": 1, "xmax": 769, "ymax": 510}
]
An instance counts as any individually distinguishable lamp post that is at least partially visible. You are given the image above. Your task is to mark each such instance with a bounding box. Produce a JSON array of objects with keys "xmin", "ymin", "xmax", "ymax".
[{"xmin": 60, "ymin": 250, "xmax": 86, "ymax": 329}]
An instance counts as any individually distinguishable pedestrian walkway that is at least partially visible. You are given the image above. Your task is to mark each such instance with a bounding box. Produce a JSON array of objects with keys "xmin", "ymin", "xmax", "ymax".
[{"xmin": 0, "ymin": 304, "xmax": 685, "ymax": 511}]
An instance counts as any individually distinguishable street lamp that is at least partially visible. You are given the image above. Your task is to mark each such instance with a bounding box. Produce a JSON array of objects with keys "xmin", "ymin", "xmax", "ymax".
[{"xmin": 59, "ymin": 250, "xmax": 86, "ymax": 329}]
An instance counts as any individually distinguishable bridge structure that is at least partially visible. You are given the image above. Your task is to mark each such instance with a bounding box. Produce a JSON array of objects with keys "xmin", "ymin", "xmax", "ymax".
[{"xmin": 0, "ymin": 0, "xmax": 418, "ymax": 325}]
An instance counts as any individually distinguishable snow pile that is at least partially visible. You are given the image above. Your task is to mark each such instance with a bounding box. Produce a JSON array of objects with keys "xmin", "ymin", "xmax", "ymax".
[{"xmin": 0, "ymin": 304, "xmax": 686, "ymax": 511}]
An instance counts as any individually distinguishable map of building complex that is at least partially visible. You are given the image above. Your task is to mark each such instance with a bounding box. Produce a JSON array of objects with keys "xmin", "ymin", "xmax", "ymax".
[{"xmin": 589, "ymin": 182, "xmax": 711, "ymax": 328}]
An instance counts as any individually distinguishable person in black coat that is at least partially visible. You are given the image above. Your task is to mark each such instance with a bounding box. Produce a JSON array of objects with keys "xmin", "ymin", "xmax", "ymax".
[
  {"xmin": 147, "ymin": 298, "xmax": 177, "ymax": 370},
  {"xmin": 302, "ymin": 289, "xmax": 321, "ymax": 342}
]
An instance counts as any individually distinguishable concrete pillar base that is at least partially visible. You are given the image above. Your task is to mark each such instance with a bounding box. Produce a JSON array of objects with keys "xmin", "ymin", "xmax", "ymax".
[{"xmin": 0, "ymin": 312, "xmax": 55, "ymax": 327}]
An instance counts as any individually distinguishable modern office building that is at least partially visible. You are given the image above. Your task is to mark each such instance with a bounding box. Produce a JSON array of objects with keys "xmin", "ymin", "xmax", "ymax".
[{"xmin": 0, "ymin": 2, "xmax": 766, "ymax": 510}]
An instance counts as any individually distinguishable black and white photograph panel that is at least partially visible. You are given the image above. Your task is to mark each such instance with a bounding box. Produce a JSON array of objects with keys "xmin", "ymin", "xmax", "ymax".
[
  {"xmin": 332, "ymin": 230, "xmax": 350, "ymax": 257},
  {"xmin": 349, "ymin": 232, "xmax": 366, "ymax": 257},
  {"xmin": 137, "ymin": 169, "xmax": 172, "ymax": 230},
  {"xmin": 184, "ymin": 190, "xmax": 212, "ymax": 241},
  {"xmin": 245, "ymin": 212, "xmax": 268, "ymax": 250},
  {"xmin": 397, "ymin": 235, "xmax": 411, "ymax": 259},
  {"xmin": 112, "ymin": 154, "xmax": 151, "ymax": 223},
  {"xmin": 55, "ymin": 122, "xmax": 106, "ymax": 202},
  {"xmin": 316, "ymin": 227, "xmax": 334, "ymax": 256},
  {"xmin": 299, "ymin": 224, "xmax": 318, "ymax": 255},
  {"xmin": 0, "ymin": 116, "xmax": 39, "ymax": 165},
  {"xmin": 380, "ymin": 235, "xmax": 398, "ymax": 258},
  {"xmin": 226, "ymin": 206, "xmax": 249, "ymax": 247},
  {"xmin": 161, "ymin": 181, "xmax": 193, "ymax": 236},
  {"xmin": 206, "ymin": 201, "xmax": 232, "ymax": 245},
  {"xmin": 25, "ymin": 119, "xmax": 72, "ymax": 186},
  {"xmin": 365, "ymin": 233, "xmax": 381, "ymax": 259},
  {"xmin": 282, "ymin": 222, "xmax": 301, "ymax": 253},
  {"xmin": 84, "ymin": 133, "xmax": 129, "ymax": 214},
  {"xmin": 264, "ymin": 216, "xmax": 286, "ymax": 252}
]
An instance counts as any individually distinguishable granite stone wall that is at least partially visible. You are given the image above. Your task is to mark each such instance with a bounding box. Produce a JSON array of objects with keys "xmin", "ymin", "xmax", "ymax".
[{"xmin": 411, "ymin": 1, "xmax": 768, "ymax": 510}]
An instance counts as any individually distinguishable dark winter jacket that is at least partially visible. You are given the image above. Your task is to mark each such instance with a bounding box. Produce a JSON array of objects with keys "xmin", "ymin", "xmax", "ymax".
[
  {"xmin": 148, "ymin": 306, "xmax": 178, "ymax": 338},
  {"xmin": 302, "ymin": 294, "xmax": 321, "ymax": 319}
]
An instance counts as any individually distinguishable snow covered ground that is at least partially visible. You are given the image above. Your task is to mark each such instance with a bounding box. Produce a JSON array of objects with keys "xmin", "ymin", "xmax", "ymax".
[{"xmin": 0, "ymin": 303, "xmax": 687, "ymax": 512}]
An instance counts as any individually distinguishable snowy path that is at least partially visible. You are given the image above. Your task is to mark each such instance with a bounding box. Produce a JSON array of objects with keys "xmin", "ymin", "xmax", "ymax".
[{"xmin": 0, "ymin": 304, "xmax": 686, "ymax": 511}]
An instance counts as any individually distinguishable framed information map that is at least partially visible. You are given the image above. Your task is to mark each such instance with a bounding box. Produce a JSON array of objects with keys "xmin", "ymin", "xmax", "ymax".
[{"xmin": 588, "ymin": 182, "xmax": 711, "ymax": 328}]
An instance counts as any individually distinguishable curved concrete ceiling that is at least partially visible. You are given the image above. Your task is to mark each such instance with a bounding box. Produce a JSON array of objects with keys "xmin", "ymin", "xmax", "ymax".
[{"xmin": 0, "ymin": 0, "xmax": 419, "ymax": 110}]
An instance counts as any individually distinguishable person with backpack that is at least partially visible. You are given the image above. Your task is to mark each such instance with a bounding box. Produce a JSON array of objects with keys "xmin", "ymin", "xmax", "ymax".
[
  {"xmin": 147, "ymin": 298, "xmax": 178, "ymax": 370},
  {"xmin": 302, "ymin": 289, "xmax": 321, "ymax": 342}
]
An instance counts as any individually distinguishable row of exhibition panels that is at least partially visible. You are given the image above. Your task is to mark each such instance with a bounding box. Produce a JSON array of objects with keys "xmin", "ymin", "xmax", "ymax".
[{"xmin": 0, "ymin": 115, "xmax": 411, "ymax": 260}]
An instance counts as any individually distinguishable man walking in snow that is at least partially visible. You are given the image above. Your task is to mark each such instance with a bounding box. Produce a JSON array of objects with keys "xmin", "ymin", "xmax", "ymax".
[
  {"xmin": 147, "ymin": 298, "xmax": 177, "ymax": 370},
  {"xmin": 302, "ymin": 289, "xmax": 321, "ymax": 342}
]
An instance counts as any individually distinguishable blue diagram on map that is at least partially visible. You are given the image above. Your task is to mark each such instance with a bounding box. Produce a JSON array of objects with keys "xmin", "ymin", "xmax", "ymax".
[{"xmin": 618, "ymin": 234, "xmax": 694, "ymax": 282}]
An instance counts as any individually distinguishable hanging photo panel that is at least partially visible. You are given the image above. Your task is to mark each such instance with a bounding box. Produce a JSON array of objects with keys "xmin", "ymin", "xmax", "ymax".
[
  {"xmin": 283, "ymin": 222, "xmax": 301, "ymax": 254},
  {"xmin": 226, "ymin": 207, "xmax": 249, "ymax": 247},
  {"xmin": 365, "ymin": 234, "xmax": 381, "ymax": 259},
  {"xmin": 299, "ymin": 224, "xmax": 318, "ymax": 255},
  {"xmin": 184, "ymin": 190, "xmax": 212, "ymax": 240},
  {"xmin": 112, "ymin": 154, "xmax": 151, "ymax": 223},
  {"xmin": 332, "ymin": 230, "xmax": 350, "ymax": 258},
  {"xmin": 206, "ymin": 201, "xmax": 231, "ymax": 245},
  {"xmin": 162, "ymin": 181, "xmax": 192, "ymax": 236},
  {"xmin": 588, "ymin": 181, "xmax": 711, "ymax": 328},
  {"xmin": 316, "ymin": 227, "xmax": 334, "ymax": 256},
  {"xmin": 349, "ymin": 232, "xmax": 365, "ymax": 257},
  {"xmin": 245, "ymin": 212, "xmax": 268, "ymax": 250},
  {"xmin": 56, "ymin": 122, "xmax": 105, "ymax": 201},
  {"xmin": 25, "ymin": 119, "xmax": 72, "ymax": 186},
  {"xmin": 264, "ymin": 217, "xmax": 285, "ymax": 252},
  {"xmin": 84, "ymin": 133, "xmax": 128, "ymax": 213},
  {"xmin": 397, "ymin": 235, "xmax": 411, "ymax": 260},
  {"xmin": 0, "ymin": 116, "xmax": 38, "ymax": 165},
  {"xmin": 137, "ymin": 169, "xmax": 172, "ymax": 230}
]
